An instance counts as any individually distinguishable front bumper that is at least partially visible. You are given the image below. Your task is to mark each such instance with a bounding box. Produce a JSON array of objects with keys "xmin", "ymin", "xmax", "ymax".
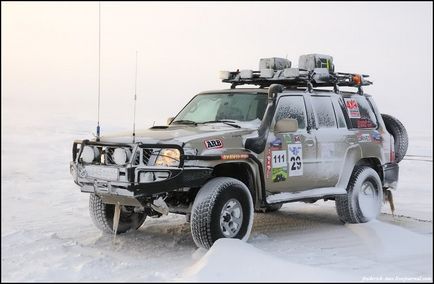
[
  {"xmin": 71, "ymin": 163, "xmax": 212, "ymax": 196},
  {"xmin": 70, "ymin": 140, "xmax": 213, "ymax": 203},
  {"xmin": 382, "ymin": 162, "xmax": 399, "ymax": 189}
]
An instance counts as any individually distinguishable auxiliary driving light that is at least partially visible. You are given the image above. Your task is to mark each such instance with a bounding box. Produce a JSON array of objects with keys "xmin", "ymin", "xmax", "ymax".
[
  {"xmin": 81, "ymin": 146, "xmax": 96, "ymax": 163},
  {"xmin": 113, "ymin": 148, "xmax": 131, "ymax": 166}
]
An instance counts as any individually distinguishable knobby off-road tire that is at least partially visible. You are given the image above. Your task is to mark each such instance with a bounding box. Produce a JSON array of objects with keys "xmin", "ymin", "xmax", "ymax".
[
  {"xmin": 191, "ymin": 177, "xmax": 254, "ymax": 249},
  {"xmin": 336, "ymin": 166, "xmax": 383, "ymax": 224},
  {"xmin": 89, "ymin": 193, "xmax": 146, "ymax": 234},
  {"xmin": 381, "ymin": 113, "xmax": 408, "ymax": 163}
]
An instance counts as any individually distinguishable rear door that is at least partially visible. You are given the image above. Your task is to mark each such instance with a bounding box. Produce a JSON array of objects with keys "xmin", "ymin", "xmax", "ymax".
[
  {"xmin": 309, "ymin": 95, "xmax": 349, "ymax": 187},
  {"xmin": 265, "ymin": 94, "xmax": 317, "ymax": 192}
]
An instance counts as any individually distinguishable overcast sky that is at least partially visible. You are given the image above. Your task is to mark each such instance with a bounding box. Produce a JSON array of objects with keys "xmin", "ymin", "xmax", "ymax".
[{"xmin": 2, "ymin": 1, "xmax": 432, "ymax": 136}]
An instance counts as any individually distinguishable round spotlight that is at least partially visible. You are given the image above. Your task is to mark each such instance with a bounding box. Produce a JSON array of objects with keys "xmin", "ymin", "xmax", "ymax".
[
  {"xmin": 81, "ymin": 146, "xmax": 95, "ymax": 163},
  {"xmin": 113, "ymin": 148, "xmax": 131, "ymax": 165}
]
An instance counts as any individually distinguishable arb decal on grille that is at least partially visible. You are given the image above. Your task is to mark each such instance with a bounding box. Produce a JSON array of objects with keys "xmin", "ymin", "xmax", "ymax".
[{"xmin": 204, "ymin": 139, "xmax": 223, "ymax": 149}]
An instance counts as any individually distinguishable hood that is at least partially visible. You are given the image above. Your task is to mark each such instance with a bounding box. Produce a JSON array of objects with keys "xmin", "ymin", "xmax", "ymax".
[{"xmin": 99, "ymin": 123, "xmax": 259, "ymax": 145}]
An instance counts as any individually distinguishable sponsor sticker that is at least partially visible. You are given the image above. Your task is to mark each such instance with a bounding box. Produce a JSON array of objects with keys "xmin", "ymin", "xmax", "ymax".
[
  {"xmin": 266, "ymin": 149, "xmax": 272, "ymax": 179},
  {"xmin": 272, "ymin": 167, "xmax": 288, "ymax": 183},
  {"xmin": 204, "ymin": 139, "xmax": 223, "ymax": 149},
  {"xmin": 283, "ymin": 134, "xmax": 292, "ymax": 144},
  {"xmin": 356, "ymin": 119, "xmax": 375, "ymax": 129},
  {"xmin": 344, "ymin": 98, "xmax": 361, "ymax": 118},
  {"xmin": 270, "ymin": 138, "xmax": 282, "ymax": 150},
  {"xmin": 371, "ymin": 131, "xmax": 383, "ymax": 143},
  {"xmin": 357, "ymin": 133, "xmax": 372, "ymax": 143},
  {"xmin": 293, "ymin": 135, "xmax": 301, "ymax": 143}
]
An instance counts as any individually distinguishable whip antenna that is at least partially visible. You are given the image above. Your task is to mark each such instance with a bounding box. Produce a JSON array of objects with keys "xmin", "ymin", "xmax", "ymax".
[
  {"xmin": 96, "ymin": 1, "xmax": 102, "ymax": 141},
  {"xmin": 132, "ymin": 51, "xmax": 138, "ymax": 143}
]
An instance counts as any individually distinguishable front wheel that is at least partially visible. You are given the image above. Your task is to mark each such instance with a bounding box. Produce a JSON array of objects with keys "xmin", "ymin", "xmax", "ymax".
[
  {"xmin": 190, "ymin": 177, "xmax": 254, "ymax": 249},
  {"xmin": 89, "ymin": 193, "xmax": 146, "ymax": 234},
  {"xmin": 335, "ymin": 166, "xmax": 383, "ymax": 223}
]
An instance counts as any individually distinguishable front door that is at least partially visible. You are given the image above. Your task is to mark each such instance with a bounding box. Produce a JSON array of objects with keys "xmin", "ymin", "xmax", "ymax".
[{"xmin": 265, "ymin": 95, "xmax": 317, "ymax": 193}]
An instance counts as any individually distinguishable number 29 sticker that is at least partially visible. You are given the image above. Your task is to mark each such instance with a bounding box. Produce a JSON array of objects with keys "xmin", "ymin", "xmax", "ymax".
[{"xmin": 288, "ymin": 144, "xmax": 303, "ymax": 176}]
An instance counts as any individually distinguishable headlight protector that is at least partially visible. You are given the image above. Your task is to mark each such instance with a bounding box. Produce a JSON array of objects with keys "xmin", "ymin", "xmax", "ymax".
[{"xmin": 155, "ymin": 148, "xmax": 181, "ymax": 167}]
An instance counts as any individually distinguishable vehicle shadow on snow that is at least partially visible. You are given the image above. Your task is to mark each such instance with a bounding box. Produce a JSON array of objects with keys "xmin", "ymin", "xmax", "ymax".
[
  {"xmin": 90, "ymin": 204, "xmax": 344, "ymax": 252},
  {"xmin": 251, "ymin": 204, "xmax": 343, "ymax": 236}
]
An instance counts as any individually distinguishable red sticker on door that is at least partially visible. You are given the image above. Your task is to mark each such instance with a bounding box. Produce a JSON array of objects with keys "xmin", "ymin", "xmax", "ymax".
[{"xmin": 204, "ymin": 139, "xmax": 223, "ymax": 149}]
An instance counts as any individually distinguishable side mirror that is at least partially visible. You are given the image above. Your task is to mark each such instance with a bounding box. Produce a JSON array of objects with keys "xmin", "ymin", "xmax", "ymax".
[
  {"xmin": 274, "ymin": 118, "xmax": 298, "ymax": 133},
  {"xmin": 167, "ymin": 117, "xmax": 174, "ymax": 125}
]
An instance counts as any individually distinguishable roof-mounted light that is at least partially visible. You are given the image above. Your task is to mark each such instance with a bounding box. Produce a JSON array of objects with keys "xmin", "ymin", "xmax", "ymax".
[
  {"xmin": 352, "ymin": 74, "xmax": 362, "ymax": 85},
  {"xmin": 219, "ymin": 71, "xmax": 231, "ymax": 80}
]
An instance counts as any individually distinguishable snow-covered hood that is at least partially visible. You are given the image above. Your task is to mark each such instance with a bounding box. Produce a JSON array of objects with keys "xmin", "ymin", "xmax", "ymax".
[{"xmin": 99, "ymin": 122, "xmax": 259, "ymax": 147}]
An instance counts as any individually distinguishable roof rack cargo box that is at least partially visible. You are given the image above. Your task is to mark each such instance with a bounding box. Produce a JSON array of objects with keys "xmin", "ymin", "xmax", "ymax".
[
  {"xmin": 259, "ymin": 57, "xmax": 291, "ymax": 71},
  {"xmin": 299, "ymin": 54, "xmax": 334, "ymax": 72}
]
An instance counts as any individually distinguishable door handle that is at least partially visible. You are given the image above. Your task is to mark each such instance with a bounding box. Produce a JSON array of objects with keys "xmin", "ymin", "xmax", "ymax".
[{"xmin": 305, "ymin": 139, "xmax": 315, "ymax": 146}]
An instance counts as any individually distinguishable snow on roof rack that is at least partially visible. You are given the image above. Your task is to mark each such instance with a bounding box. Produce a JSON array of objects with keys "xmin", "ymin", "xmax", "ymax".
[{"xmin": 220, "ymin": 55, "xmax": 372, "ymax": 90}]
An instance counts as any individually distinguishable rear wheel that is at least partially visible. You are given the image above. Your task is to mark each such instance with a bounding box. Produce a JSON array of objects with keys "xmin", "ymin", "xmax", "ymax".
[
  {"xmin": 335, "ymin": 166, "xmax": 383, "ymax": 223},
  {"xmin": 89, "ymin": 193, "xmax": 146, "ymax": 234},
  {"xmin": 190, "ymin": 177, "xmax": 254, "ymax": 249},
  {"xmin": 381, "ymin": 113, "xmax": 408, "ymax": 163}
]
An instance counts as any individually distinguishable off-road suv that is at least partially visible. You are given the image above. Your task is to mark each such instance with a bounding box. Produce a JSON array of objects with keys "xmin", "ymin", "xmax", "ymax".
[{"xmin": 70, "ymin": 54, "xmax": 408, "ymax": 249}]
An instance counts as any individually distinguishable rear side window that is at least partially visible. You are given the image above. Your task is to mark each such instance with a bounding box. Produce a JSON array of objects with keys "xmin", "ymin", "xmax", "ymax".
[
  {"xmin": 343, "ymin": 96, "xmax": 378, "ymax": 129},
  {"xmin": 332, "ymin": 98, "xmax": 347, "ymax": 128},
  {"xmin": 311, "ymin": 96, "xmax": 337, "ymax": 128},
  {"xmin": 275, "ymin": 96, "xmax": 306, "ymax": 129}
]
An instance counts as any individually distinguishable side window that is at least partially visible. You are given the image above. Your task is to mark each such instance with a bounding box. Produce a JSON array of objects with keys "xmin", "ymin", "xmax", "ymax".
[
  {"xmin": 332, "ymin": 98, "xmax": 347, "ymax": 128},
  {"xmin": 275, "ymin": 96, "xmax": 307, "ymax": 129},
  {"xmin": 343, "ymin": 96, "xmax": 378, "ymax": 129},
  {"xmin": 311, "ymin": 96, "xmax": 337, "ymax": 128}
]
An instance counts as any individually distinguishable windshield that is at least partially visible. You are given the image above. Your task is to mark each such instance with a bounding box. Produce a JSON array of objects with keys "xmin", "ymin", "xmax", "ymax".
[{"xmin": 173, "ymin": 93, "xmax": 268, "ymax": 124}]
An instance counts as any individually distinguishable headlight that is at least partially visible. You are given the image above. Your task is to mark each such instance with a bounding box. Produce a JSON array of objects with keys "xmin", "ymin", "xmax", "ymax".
[
  {"xmin": 155, "ymin": 149, "xmax": 180, "ymax": 167},
  {"xmin": 81, "ymin": 146, "xmax": 99, "ymax": 163},
  {"xmin": 113, "ymin": 148, "xmax": 131, "ymax": 166}
]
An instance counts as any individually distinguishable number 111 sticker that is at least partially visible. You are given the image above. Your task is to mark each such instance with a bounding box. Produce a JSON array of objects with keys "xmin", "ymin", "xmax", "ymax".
[{"xmin": 288, "ymin": 144, "xmax": 303, "ymax": 176}]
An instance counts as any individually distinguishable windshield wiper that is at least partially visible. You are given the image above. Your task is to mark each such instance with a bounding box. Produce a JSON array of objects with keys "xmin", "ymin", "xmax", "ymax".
[
  {"xmin": 199, "ymin": 120, "xmax": 241, "ymax": 128},
  {"xmin": 171, "ymin": 120, "xmax": 197, "ymax": 126}
]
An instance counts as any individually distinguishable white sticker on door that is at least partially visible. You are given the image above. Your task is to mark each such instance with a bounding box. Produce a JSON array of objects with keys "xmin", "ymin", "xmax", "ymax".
[
  {"xmin": 271, "ymin": 150, "xmax": 287, "ymax": 168},
  {"xmin": 288, "ymin": 144, "xmax": 303, "ymax": 176}
]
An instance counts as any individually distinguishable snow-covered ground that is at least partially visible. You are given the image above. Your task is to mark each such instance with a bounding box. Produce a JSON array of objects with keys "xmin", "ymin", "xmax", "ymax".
[{"xmin": 1, "ymin": 111, "xmax": 432, "ymax": 282}]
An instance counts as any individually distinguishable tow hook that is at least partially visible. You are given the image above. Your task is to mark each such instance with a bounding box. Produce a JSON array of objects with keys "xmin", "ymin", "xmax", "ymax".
[{"xmin": 383, "ymin": 189, "xmax": 395, "ymax": 215}]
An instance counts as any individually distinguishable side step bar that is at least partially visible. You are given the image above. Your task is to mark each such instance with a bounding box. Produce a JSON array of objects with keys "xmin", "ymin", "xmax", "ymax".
[{"xmin": 266, "ymin": 187, "xmax": 346, "ymax": 205}]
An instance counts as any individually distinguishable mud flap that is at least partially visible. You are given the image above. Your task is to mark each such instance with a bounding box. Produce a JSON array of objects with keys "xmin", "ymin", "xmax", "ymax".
[
  {"xmin": 112, "ymin": 202, "xmax": 121, "ymax": 242},
  {"xmin": 383, "ymin": 189, "xmax": 395, "ymax": 215}
]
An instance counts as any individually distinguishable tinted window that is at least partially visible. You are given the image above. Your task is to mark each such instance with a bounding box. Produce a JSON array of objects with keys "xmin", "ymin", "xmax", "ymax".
[
  {"xmin": 275, "ymin": 96, "xmax": 306, "ymax": 129},
  {"xmin": 344, "ymin": 96, "xmax": 378, "ymax": 129},
  {"xmin": 311, "ymin": 96, "xmax": 337, "ymax": 128}
]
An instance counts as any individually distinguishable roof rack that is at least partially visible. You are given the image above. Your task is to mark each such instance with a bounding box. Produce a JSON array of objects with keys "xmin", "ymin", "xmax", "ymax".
[{"xmin": 219, "ymin": 55, "xmax": 372, "ymax": 91}]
